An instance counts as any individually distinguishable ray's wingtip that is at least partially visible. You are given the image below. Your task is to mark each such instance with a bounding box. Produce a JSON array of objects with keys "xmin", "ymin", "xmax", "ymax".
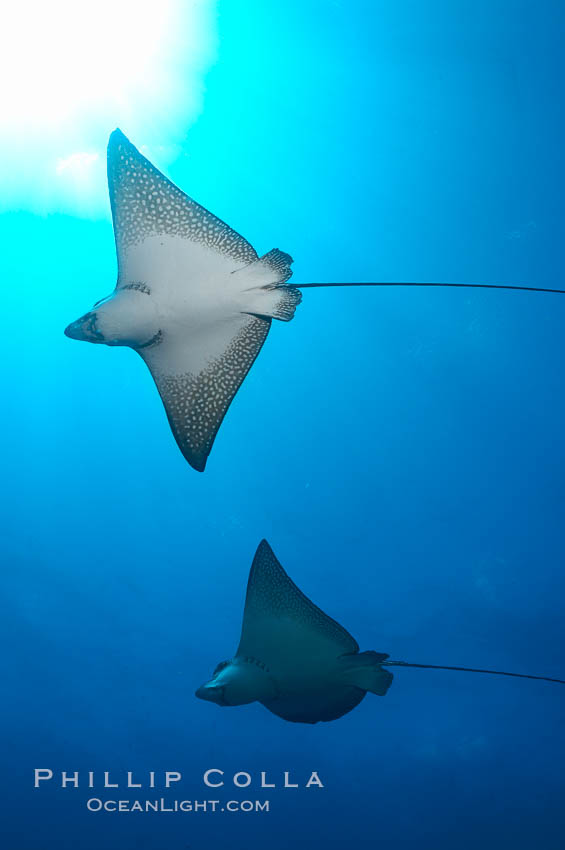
[
  {"xmin": 108, "ymin": 127, "xmax": 128, "ymax": 148},
  {"xmin": 256, "ymin": 538, "xmax": 274, "ymax": 556},
  {"xmin": 179, "ymin": 447, "xmax": 208, "ymax": 472}
]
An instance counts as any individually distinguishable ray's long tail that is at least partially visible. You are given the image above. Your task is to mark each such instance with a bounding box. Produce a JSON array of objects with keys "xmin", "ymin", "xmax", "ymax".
[
  {"xmin": 295, "ymin": 282, "xmax": 565, "ymax": 295},
  {"xmin": 382, "ymin": 661, "xmax": 565, "ymax": 685}
]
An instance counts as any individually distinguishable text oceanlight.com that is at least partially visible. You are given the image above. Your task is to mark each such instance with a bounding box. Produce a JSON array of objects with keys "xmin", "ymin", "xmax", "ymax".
[{"xmin": 86, "ymin": 798, "xmax": 270, "ymax": 813}]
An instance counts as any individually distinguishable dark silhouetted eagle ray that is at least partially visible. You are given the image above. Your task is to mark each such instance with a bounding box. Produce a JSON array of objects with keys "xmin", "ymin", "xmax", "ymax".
[{"xmin": 195, "ymin": 540, "xmax": 565, "ymax": 724}]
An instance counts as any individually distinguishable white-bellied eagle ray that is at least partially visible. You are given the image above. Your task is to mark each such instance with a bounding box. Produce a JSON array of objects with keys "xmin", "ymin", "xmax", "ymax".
[
  {"xmin": 65, "ymin": 130, "xmax": 565, "ymax": 471},
  {"xmin": 195, "ymin": 540, "xmax": 565, "ymax": 724}
]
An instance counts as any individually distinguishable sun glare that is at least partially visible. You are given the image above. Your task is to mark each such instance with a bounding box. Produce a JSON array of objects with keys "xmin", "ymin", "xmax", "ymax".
[
  {"xmin": 1, "ymin": 1, "xmax": 169, "ymax": 126},
  {"xmin": 0, "ymin": 0, "xmax": 217, "ymax": 214}
]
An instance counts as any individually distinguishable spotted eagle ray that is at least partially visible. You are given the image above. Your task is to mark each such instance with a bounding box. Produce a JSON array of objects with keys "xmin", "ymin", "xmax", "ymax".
[
  {"xmin": 195, "ymin": 540, "xmax": 565, "ymax": 724},
  {"xmin": 65, "ymin": 130, "xmax": 565, "ymax": 471}
]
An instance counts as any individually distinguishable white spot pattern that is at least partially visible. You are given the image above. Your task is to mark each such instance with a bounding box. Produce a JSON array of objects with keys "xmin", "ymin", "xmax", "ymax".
[
  {"xmin": 142, "ymin": 316, "xmax": 270, "ymax": 471},
  {"xmin": 107, "ymin": 129, "xmax": 258, "ymax": 268}
]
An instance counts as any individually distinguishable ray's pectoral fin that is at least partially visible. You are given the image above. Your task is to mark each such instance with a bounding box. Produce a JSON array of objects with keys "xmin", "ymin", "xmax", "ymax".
[
  {"xmin": 139, "ymin": 315, "xmax": 271, "ymax": 472},
  {"xmin": 236, "ymin": 249, "xmax": 302, "ymax": 322},
  {"xmin": 107, "ymin": 129, "xmax": 259, "ymax": 272},
  {"xmin": 237, "ymin": 540, "xmax": 360, "ymax": 662},
  {"xmin": 340, "ymin": 651, "xmax": 394, "ymax": 696}
]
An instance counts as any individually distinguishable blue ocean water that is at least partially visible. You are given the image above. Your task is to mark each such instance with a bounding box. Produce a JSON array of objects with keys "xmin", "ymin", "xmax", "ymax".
[{"xmin": 2, "ymin": 1, "xmax": 565, "ymax": 848}]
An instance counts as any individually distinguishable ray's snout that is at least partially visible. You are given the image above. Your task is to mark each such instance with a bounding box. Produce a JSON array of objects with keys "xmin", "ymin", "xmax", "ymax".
[
  {"xmin": 64, "ymin": 312, "xmax": 102, "ymax": 343},
  {"xmin": 195, "ymin": 683, "xmax": 226, "ymax": 705},
  {"xmin": 64, "ymin": 318, "xmax": 85, "ymax": 340}
]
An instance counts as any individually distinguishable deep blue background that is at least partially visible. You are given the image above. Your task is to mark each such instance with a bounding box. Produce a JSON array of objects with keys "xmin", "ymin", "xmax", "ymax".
[{"xmin": 2, "ymin": 1, "xmax": 565, "ymax": 848}]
